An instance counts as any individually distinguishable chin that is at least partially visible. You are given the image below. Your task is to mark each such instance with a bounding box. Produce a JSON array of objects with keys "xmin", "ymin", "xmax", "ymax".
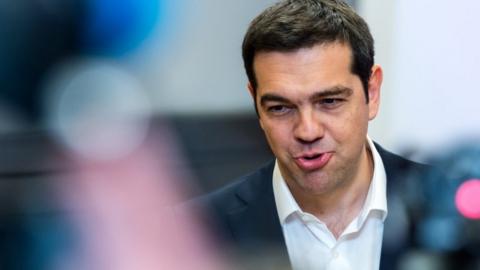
[
  {"xmin": 298, "ymin": 174, "xmax": 334, "ymax": 195},
  {"xmin": 285, "ymin": 164, "xmax": 335, "ymax": 192}
]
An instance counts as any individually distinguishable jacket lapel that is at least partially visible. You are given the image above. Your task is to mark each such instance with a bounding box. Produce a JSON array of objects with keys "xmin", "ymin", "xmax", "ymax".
[{"xmin": 226, "ymin": 161, "xmax": 291, "ymax": 269}]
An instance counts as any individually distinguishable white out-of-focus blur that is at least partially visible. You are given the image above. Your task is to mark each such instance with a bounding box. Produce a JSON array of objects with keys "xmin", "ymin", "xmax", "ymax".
[{"xmin": 43, "ymin": 59, "xmax": 152, "ymax": 162}]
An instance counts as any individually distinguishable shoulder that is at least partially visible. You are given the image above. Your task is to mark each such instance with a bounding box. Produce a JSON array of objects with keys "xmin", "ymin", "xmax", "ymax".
[
  {"xmin": 374, "ymin": 142, "xmax": 431, "ymax": 178},
  {"xmin": 188, "ymin": 160, "xmax": 275, "ymax": 213},
  {"xmin": 178, "ymin": 161, "xmax": 275, "ymax": 241}
]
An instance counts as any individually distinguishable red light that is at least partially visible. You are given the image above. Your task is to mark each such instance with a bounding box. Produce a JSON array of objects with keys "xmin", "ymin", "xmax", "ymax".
[{"xmin": 455, "ymin": 179, "xmax": 480, "ymax": 220}]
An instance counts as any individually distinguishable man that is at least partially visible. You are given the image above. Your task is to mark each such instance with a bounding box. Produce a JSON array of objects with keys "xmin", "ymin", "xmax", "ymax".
[{"xmin": 192, "ymin": 1, "xmax": 429, "ymax": 269}]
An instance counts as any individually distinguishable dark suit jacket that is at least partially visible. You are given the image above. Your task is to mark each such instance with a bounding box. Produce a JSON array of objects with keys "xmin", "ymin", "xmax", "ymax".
[{"xmin": 191, "ymin": 144, "xmax": 430, "ymax": 270}]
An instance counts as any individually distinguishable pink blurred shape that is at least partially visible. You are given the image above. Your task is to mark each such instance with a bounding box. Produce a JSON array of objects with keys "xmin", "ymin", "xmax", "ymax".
[
  {"xmin": 54, "ymin": 130, "xmax": 227, "ymax": 270},
  {"xmin": 455, "ymin": 179, "xmax": 480, "ymax": 220}
]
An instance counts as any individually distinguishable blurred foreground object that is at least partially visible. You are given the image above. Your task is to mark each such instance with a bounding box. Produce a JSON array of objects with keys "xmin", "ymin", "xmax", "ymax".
[
  {"xmin": 43, "ymin": 59, "xmax": 152, "ymax": 161},
  {"xmin": 456, "ymin": 179, "xmax": 480, "ymax": 220},
  {"xmin": 0, "ymin": 0, "xmax": 226, "ymax": 267},
  {"xmin": 80, "ymin": 0, "xmax": 169, "ymax": 56},
  {"xmin": 0, "ymin": 119, "xmax": 227, "ymax": 270},
  {"xmin": 54, "ymin": 130, "xmax": 225, "ymax": 270},
  {"xmin": 390, "ymin": 142, "xmax": 480, "ymax": 270}
]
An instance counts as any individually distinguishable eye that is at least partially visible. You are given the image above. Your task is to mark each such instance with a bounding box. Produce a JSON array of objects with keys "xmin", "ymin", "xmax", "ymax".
[
  {"xmin": 322, "ymin": 98, "xmax": 338, "ymax": 104},
  {"xmin": 319, "ymin": 98, "xmax": 344, "ymax": 108},
  {"xmin": 266, "ymin": 105, "xmax": 292, "ymax": 115}
]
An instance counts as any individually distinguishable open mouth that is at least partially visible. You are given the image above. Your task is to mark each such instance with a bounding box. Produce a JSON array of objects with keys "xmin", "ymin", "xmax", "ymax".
[
  {"xmin": 303, "ymin": 153, "xmax": 322, "ymax": 160},
  {"xmin": 294, "ymin": 152, "xmax": 333, "ymax": 171}
]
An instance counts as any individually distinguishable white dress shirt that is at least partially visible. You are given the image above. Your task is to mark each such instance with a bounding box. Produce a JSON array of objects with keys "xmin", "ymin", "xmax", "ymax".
[{"xmin": 272, "ymin": 137, "xmax": 388, "ymax": 270}]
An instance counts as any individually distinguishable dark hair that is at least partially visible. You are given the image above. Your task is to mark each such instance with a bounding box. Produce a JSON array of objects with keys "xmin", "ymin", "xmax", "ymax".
[{"xmin": 242, "ymin": 0, "xmax": 374, "ymax": 108}]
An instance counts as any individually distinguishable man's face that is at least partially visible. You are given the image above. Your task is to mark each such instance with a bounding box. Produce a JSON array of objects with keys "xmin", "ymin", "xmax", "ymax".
[{"xmin": 250, "ymin": 42, "xmax": 381, "ymax": 197}]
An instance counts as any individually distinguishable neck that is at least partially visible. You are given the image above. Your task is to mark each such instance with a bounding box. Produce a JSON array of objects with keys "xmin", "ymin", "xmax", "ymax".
[{"xmin": 292, "ymin": 145, "xmax": 374, "ymax": 238}]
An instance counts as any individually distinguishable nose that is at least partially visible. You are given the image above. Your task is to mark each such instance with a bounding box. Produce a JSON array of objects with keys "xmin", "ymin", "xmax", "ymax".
[{"xmin": 293, "ymin": 109, "xmax": 324, "ymax": 144}]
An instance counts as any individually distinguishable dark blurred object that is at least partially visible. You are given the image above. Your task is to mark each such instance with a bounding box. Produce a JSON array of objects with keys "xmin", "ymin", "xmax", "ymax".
[
  {"xmin": 391, "ymin": 142, "xmax": 480, "ymax": 270},
  {"xmin": 0, "ymin": 131, "xmax": 75, "ymax": 270},
  {"xmin": 0, "ymin": 2, "xmax": 81, "ymax": 267},
  {"xmin": 0, "ymin": 0, "xmax": 81, "ymax": 124}
]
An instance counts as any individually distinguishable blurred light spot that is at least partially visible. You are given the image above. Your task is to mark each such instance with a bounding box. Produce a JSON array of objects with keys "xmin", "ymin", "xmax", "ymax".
[
  {"xmin": 417, "ymin": 216, "xmax": 464, "ymax": 251},
  {"xmin": 398, "ymin": 251, "xmax": 447, "ymax": 270},
  {"xmin": 44, "ymin": 59, "xmax": 152, "ymax": 161},
  {"xmin": 455, "ymin": 179, "xmax": 480, "ymax": 219},
  {"xmin": 81, "ymin": 0, "xmax": 165, "ymax": 56}
]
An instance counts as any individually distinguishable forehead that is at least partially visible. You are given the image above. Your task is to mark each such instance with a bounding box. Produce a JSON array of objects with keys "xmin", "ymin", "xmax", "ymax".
[
  {"xmin": 254, "ymin": 42, "xmax": 353, "ymax": 74},
  {"xmin": 253, "ymin": 42, "xmax": 357, "ymax": 96}
]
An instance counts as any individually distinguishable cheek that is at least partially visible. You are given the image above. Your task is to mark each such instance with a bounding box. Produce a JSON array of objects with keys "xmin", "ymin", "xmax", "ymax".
[
  {"xmin": 325, "ymin": 108, "xmax": 369, "ymax": 142},
  {"xmin": 261, "ymin": 121, "xmax": 291, "ymax": 149}
]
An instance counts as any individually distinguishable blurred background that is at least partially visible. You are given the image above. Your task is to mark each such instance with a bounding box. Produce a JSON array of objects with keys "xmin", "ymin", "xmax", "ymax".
[{"xmin": 0, "ymin": 0, "xmax": 479, "ymax": 269}]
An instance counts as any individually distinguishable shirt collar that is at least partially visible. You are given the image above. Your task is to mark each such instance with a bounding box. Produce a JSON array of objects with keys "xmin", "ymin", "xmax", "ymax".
[
  {"xmin": 360, "ymin": 136, "xmax": 388, "ymax": 223},
  {"xmin": 272, "ymin": 136, "xmax": 388, "ymax": 225},
  {"xmin": 272, "ymin": 161, "xmax": 301, "ymax": 224}
]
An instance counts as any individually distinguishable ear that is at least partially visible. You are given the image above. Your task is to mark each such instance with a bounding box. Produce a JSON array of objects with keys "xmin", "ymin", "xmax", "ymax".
[{"xmin": 367, "ymin": 65, "xmax": 383, "ymax": 120}]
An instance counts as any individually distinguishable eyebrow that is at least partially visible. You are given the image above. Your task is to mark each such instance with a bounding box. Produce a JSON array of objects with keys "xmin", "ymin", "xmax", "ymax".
[
  {"xmin": 260, "ymin": 94, "xmax": 290, "ymax": 107},
  {"xmin": 259, "ymin": 86, "xmax": 354, "ymax": 107},
  {"xmin": 310, "ymin": 86, "xmax": 353, "ymax": 100}
]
